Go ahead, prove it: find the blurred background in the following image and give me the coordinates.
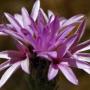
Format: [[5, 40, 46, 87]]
[[0, 0, 90, 90]]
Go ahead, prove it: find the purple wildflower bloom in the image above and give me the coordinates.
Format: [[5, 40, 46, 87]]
[[0, 0, 89, 86], [0, 41, 30, 87]]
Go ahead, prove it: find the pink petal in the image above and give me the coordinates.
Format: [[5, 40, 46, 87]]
[[37, 53, 51, 61], [0, 52, 11, 59], [48, 64, 58, 80], [48, 10, 55, 22], [0, 32, 7, 36], [74, 53, 90, 62], [4, 13, 21, 30], [21, 7, 31, 27], [59, 18, 67, 27], [82, 68, 90, 74], [37, 51, 57, 61], [59, 64, 78, 85], [65, 35, 77, 49], [0, 60, 10, 71], [63, 15, 85, 27], [76, 61, 90, 69], [31, 0, 40, 21], [70, 14, 85, 21], [58, 35, 77, 57], [75, 18, 86, 42], [75, 61, 90, 74], [72, 39, 90, 53], [21, 57, 30, 74], [40, 8, 48, 22], [65, 58, 90, 74], [57, 25, 75, 40], [14, 14, 24, 28], [0, 62, 20, 88], [47, 51, 57, 58], [4, 30, 24, 41], [75, 45, 90, 53]]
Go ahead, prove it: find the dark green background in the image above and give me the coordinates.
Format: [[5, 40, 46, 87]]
[[0, 0, 90, 90]]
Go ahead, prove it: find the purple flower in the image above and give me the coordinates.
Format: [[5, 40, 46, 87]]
[[0, 0, 89, 86], [0, 41, 30, 87]]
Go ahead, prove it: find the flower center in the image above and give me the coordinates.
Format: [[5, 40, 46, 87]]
[[31, 53, 49, 69], [53, 58, 61, 64]]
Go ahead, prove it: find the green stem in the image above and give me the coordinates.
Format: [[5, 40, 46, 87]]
[[24, 55, 59, 90]]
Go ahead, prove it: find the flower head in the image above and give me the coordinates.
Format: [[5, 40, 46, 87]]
[[0, 0, 90, 87]]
